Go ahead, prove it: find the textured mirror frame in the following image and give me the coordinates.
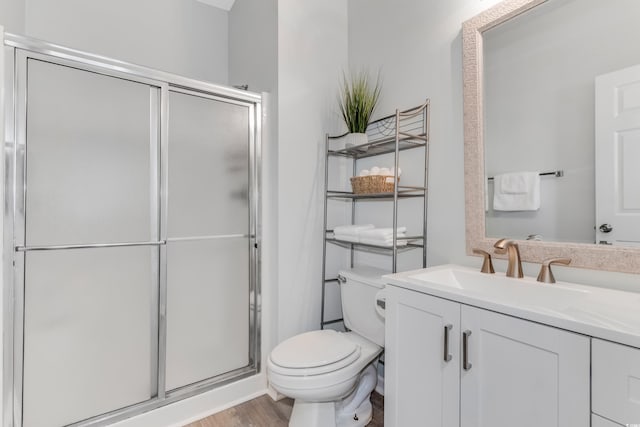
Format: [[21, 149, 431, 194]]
[[462, 0, 640, 274]]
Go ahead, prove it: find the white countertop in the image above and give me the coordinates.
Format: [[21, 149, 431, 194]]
[[384, 264, 640, 349]]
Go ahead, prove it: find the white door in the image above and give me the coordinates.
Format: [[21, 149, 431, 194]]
[[595, 64, 640, 246], [384, 287, 460, 427], [460, 306, 590, 427]]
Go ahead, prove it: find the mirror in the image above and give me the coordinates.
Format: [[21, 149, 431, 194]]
[[482, 0, 640, 246], [463, 0, 640, 274]]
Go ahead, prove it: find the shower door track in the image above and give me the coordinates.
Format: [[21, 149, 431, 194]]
[[2, 33, 262, 427]]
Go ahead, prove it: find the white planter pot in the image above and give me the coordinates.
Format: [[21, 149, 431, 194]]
[[343, 132, 369, 149]]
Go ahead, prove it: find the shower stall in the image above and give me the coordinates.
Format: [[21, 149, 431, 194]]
[[2, 34, 261, 427]]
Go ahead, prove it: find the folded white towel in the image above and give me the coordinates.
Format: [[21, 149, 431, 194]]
[[333, 224, 374, 236], [378, 167, 391, 176], [359, 227, 407, 239], [493, 172, 540, 211], [360, 238, 408, 247], [359, 169, 370, 177], [333, 234, 359, 243], [370, 166, 380, 175]]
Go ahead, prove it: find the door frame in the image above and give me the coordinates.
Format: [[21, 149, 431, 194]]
[[3, 33, 262, 427]]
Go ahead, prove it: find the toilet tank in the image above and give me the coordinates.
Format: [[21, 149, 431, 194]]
[[338, 266, 386, 347]]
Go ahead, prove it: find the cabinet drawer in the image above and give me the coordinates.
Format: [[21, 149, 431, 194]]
[[592, 414, 624, 427], [593, 339, 640, 425]]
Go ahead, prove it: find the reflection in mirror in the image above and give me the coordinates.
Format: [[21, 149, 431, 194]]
[[482, 0, 640, 246]]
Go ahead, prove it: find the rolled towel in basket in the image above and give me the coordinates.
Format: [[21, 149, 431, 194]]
[[333, 224, 374, 236]]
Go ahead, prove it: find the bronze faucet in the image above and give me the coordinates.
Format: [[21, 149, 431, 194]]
[[493, 238, 524, 278]]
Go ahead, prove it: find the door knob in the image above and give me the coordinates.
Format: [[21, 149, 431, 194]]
[[599, 223, 613, 233]]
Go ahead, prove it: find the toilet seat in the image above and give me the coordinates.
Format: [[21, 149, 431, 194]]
[[269, 330, 362, 376]]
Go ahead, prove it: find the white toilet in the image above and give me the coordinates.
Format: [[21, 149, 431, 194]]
[[268, 267, 386, 427]]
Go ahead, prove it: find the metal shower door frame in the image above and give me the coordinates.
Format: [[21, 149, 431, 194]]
[[2, 34, 262, 427]]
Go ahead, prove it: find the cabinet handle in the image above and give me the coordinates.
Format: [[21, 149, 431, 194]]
[[462, 330, 472, 371], [443, 324, 453, 362]]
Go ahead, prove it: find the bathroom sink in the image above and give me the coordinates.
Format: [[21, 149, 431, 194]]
[[385, 264, 640, 349], [406, 266, 590, 311]]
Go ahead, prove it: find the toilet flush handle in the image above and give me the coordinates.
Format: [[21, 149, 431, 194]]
[[375, 288, 387, 318]]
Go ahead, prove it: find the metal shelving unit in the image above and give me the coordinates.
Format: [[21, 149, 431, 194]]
[[320, 100, 431, 329]]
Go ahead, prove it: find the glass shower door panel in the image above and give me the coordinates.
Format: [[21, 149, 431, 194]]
[[22, 246, 156, 427], [25, 59, 155, 246], [165, 238, 250, 391], [167, 91, 249, 238]]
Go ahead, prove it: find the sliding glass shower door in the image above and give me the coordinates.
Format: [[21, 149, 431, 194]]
[[165, 90, 251, 391], [20, 59, 160, 427], [7, 43, 260, 427]]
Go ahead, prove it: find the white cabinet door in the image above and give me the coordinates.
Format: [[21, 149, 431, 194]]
[[460, 306, 590, 427], [592, 339, 640, 425], [384, 286, 460, 427]]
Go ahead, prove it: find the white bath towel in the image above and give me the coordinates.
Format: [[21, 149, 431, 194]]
[[359, 227, 407, 239], [493, 172, 540, 211], [360, 237, 408, 247], [333, 224, 374, 236], [333, 234, 360, 243]]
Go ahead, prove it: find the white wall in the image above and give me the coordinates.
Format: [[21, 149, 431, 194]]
[[484, 0, 640, 244], [24, 0, 229, 84], [277, 0, 349, 341], [0, 0, 24, 33], [347, 0, 640, 290], [229, 0, 277, 93]]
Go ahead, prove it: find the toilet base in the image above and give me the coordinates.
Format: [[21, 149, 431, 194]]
[[288, 364, 377, 427], [336, 399, 372, 427], [288, 398, 373, 427]]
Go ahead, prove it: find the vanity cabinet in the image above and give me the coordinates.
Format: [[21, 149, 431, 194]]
[[384, 285, 591, 427]]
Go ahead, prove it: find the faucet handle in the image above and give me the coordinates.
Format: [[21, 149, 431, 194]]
[[536, 258, 571, 284], [472, 249, 495, 274]]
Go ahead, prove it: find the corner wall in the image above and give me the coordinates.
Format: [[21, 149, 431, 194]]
[[277, 0, 349, 341]]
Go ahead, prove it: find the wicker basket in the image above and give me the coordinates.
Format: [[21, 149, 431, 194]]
[[350, 175, 398, 194]]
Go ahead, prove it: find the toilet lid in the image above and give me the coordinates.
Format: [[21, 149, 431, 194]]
[[270, 330, 358, 369]]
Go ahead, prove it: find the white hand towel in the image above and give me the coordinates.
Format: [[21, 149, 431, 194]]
[[359, 227, 407, 239], [333, 224, 374, 236], [493, 172, 540, 211]]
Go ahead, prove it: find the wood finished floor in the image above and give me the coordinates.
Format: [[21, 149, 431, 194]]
[[185, 392, 384, 427]]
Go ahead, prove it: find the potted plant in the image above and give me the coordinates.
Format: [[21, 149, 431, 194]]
[[338, 70, 382, 147]]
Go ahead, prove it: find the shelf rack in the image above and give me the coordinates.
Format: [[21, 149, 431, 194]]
[[320, 100, 431, 329]]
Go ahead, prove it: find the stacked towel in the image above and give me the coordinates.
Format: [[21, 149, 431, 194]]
[[333, 224, 374, 242], [493, 171, 541, 211], [332, 225, 408, 247], [359, 227, 408, 247]]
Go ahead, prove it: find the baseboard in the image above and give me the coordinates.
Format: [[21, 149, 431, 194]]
[[113, 373, 268, 427], [266, 384, 286, 401]]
